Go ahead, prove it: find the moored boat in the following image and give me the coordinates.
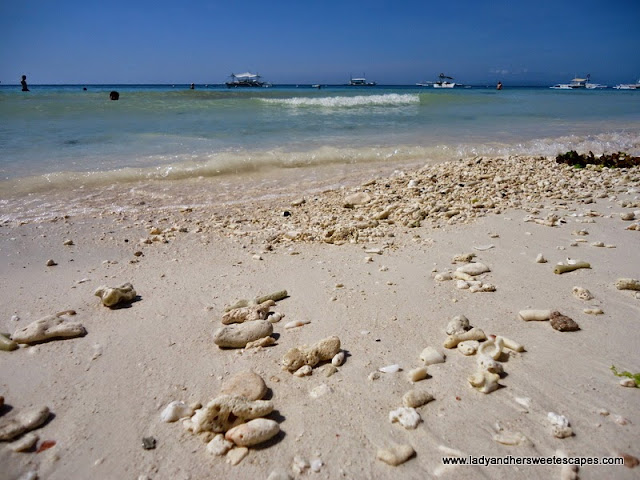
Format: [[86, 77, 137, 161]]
[[550, 74, 606, 90], [348, 75, 377, 86], [614, 79, 640, 90], [225, 72, 270, 88]]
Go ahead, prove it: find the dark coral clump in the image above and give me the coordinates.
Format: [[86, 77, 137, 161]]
[[556, 150, 640, 169]]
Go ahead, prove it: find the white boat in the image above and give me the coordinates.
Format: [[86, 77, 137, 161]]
[[225, 72, 270, 88], [614, 79, 640, 90], [348, 76, 376, 86], [433, 73, 456, 88], [550, 74, 606, 90]]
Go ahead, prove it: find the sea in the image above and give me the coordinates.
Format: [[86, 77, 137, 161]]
[[1, 84, 639, 222]]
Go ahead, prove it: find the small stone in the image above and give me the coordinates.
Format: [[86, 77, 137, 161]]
[[407, 367, 428, 382], [535, 253, 547, 263], [0, 406, 50, 441], [46, 259, 57, 267], [7, 432, 39, 452], [402, 390, 434, 408], [226, 446, 249, 465], [220, 371, 267, 400], [376, 444, 415, 466], [620, 212, 635, 221], [206, 433, 233, 455], [63, 239, 74, 246], [550, 311, 580, 332], [320, 364, 338, 377], [620, 453, 639, 469], [620, 378, 636, 388], [292, 456, 310, 474], [225, 418, 280, 446], [331, 351, 345, 366], [142, 437, 156, 450], [294, 365, 312, 377]]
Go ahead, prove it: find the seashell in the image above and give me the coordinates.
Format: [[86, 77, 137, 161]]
[[445, 315, 471, 335], [407, 367, 428, 382], [389, 407, 421, 429], [281, 336, 341, 372], [402, 390, 434, 408], [419, 347, 446, 365], [12, 312, 85, 344], [225, 418, 280, 447], [443, 327, 486, 348], [379, 364, 401, 374], [331, 351, 345, 366], [468, 370, 500, 394], [213, 320, 273, 349], [456, 262, 490, 276], [619, 378, 636, 388], [284, 320, 311, 329], [160, 401, 194, 423], [0, 406, 50, 441], [94, 282, 136, 307], [376, 444, 415, 466], [572, 286, 594, 301], [518, 309, 551, 321]]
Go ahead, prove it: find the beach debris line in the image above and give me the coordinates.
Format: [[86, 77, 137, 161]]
[[11, 310, 86, 344]]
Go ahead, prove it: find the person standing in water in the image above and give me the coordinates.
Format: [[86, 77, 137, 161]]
[[20, 75, 29, 91]]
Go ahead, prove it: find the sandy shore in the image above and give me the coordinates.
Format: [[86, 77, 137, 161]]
[[1, 155, 639, 480]]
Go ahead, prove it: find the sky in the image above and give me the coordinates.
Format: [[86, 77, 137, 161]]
[[1, 0, 639, 86]]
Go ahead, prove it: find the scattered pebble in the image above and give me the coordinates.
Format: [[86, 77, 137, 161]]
[[220, 371, 268, 400], [226, 446, 249, 465], [379, 364, 401, 374], [142, 437, 156, 450], [389, 407, 421, 429], [550, 311, 580, 332], [376, 444, 415, 466]]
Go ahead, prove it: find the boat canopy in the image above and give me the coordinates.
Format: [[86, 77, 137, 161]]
[[231, 72, 260, 79]]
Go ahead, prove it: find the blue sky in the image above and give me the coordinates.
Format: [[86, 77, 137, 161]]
[[1, 0, 639, 86]]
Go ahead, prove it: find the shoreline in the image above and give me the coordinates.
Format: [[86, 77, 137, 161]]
[[1, 154, 639, 479]]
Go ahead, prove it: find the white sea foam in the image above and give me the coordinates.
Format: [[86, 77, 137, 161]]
[[260, 94, 420, 108]]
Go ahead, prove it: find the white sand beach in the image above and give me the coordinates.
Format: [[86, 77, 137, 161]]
[[1, 155, 639, 480]]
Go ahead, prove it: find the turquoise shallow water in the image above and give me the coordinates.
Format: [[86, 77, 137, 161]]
[[1, 84, 639, 195]]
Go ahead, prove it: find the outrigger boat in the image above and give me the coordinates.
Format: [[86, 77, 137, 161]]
[[225, 72, 270, 88], [550, 74, 606, 90]]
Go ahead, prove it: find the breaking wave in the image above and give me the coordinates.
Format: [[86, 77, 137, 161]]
[[260, 94, 420, 108]]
